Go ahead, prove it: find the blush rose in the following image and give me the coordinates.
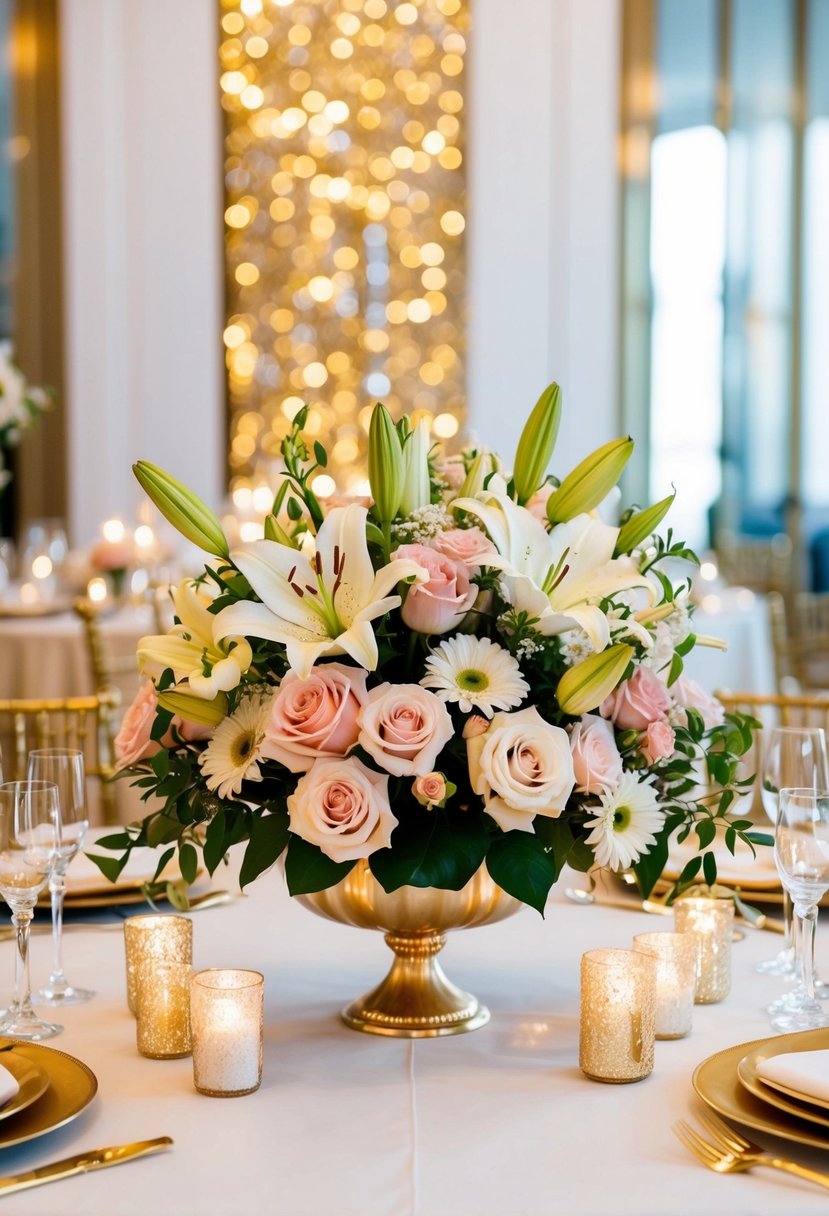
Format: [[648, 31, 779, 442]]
[[358, 684, 454, 777], [262, 663, 368, 773], [569, 714, 623, 794], [392, 543, 477, 635], [641, 719, 676, 764], [286, 756, 396, 862], [672, 675, 725, 729], [600, 667, 672, 731]]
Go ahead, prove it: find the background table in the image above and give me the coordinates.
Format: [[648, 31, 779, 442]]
[[685, 588, 776, 696], [1, 863, 827, 1216]]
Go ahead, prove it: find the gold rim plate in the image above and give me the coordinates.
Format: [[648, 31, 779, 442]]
[[739, 1029, 829, 1114], [693, 1032, 829, 1151], [0, 1054, 49, 1123], [0, 1039, 97, 1149]]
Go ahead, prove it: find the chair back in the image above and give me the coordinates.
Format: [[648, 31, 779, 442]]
[[717, 690, 829, 733], [715, 531, 792, 596], [767, 591, 829, 693]]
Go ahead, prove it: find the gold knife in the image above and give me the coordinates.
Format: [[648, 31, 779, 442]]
[[0, 1136, 173, 1196]]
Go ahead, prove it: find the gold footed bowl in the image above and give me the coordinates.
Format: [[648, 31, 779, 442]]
[[296, 861, 523, 1038]]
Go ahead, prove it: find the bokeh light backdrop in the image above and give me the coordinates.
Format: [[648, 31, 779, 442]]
[[220, 0, 468, 499]]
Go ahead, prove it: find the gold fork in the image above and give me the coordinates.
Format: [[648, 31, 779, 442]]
[[673, 1111, 829, 1191]]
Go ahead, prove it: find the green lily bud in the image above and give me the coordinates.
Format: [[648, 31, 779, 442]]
[[399, 420, 431, 515], [556, 643, 634, 715], [158, 688, 229, 727], [368, 403, 403, 523], [546, 437, 634, 525], [458, 450, 488, 498], [133, 461, 229, 559], [264, 514, 296, 547], [614, 490, 675, 556], [512, 382, 562, 505]]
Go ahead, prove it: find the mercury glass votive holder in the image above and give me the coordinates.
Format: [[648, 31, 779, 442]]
[[124, 914, 193, 1016], [135, 959, 192, 1059], [579, 948, 657, 1084], [190, 969, 264, 1098], [674, 897, 733, 1004], [632, 931, 698, 1039]]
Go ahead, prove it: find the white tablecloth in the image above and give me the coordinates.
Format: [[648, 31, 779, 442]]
[[685, 589, 776, 696], [1, 865, 827, 1216]]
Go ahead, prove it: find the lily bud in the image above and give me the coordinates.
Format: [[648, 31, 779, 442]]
[[399, 420, 431, 515], [133, 461, 229, 559], [264, 514, 296, 548], [512, 382, 562, 505], [546, 437, 634, 525], [458, 450, 493, 499], [368, 403, 403, 524], [157, 688, 229, 727], [614, 490, 675, 556], [556, 643, 634, 715]]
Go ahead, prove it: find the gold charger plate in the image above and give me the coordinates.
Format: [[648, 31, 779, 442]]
[[693, 1033, 829, 1151], [0, 1053, 49, 1123], [0, 1039, 97, 1150], [739, 1029, 829, 1115]]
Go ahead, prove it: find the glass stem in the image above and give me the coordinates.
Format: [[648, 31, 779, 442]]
[[50, 873, 67, 982], [12, 908, 33, 1015], [797, 902, 819, 1002], [783, 890, 795, 958]]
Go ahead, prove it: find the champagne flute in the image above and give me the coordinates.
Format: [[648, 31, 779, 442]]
[[0, 781, 62, 1039], [757, 726, 829, 977], [27, 749, 95, 1004], [771, 787, 829, 1032]]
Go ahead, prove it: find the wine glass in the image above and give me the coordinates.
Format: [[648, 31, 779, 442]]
[[771, 787, 829, 1032], [27, 750, 94, 1005], [0, 781, 62, 1040], [757, 726, 829, 978]]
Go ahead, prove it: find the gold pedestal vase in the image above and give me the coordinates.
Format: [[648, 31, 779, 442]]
[[297, 861, 522, 1038]]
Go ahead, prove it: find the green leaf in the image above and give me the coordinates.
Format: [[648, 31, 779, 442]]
[[179, 842, 198, 885], [93, 832, 133, 851], [150, 749, 170, 781], [146, 814, 183, 848], [284, 836, 355, 895], [287, 496, 303, 521], [152, 846, 175, 882], [667, 652, 683, 686], [239, 811, 290, 888], [702, 850, 717, 887], [677, 855, 702, 887], [485, 832, 558, 915], [313, 440, 328, 468], [203, 814, 229, 875], [369, 812, 490, 892], [695, 818, 716, 849], [85, 852, 129, 884]]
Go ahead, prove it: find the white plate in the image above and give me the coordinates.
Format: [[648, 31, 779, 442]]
[[65, 826, 182, 898]]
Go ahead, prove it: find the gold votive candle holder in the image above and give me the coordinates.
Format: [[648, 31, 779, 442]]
[[632, 931, 698, 1039], [190, 969, 264, 1098], [579, 948, 657, 1084], [674, 897, 733, 1004], [135, 959, 192, 1059], [124, 914, 193, 1016]]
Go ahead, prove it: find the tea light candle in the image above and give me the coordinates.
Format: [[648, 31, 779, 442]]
[[579, 948, 657, 1084], [123, 914, 193, 1016], [632, 931, 698, 1039], [136, 959, 192, 1059], [190, 969, 264, 1097], [674, 897, 733, 1004]]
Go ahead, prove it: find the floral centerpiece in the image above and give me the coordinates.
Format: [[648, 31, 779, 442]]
[[0, 342, 51, 491], [100, 384, 761, 923]]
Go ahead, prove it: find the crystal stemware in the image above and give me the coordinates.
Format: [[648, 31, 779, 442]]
[[0, 781, 62, 1039], [757, 726, 829, 978], [27, 749, 95, 1005], [771, 787, 829, 1033]]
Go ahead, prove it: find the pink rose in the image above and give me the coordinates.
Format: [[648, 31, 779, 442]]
[[358, 684, 454, 777], [263, 663, 368, 773], [526, 482, 554, 521], [463, 714, 490, 739], [569, 714, 623, 794], [176, 719, 214, 744], [115, 681, 161, 769], [435, 458, 466, 491], [393, 543, 477, 635], [431, 527, 495, 567], [600, 667, 672, 730], [641, 720, 676, 765], [413, 772, 447, 808], [286, 756, 396, 862], [672, 676, 725, 729]]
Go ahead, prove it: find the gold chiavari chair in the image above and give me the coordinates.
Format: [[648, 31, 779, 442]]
[[715, 531, 793, 596], [0, 694, 120, 823], [717, 690, 829, 734], [73, 586, 170, 700], [768, 592, 829, 693]]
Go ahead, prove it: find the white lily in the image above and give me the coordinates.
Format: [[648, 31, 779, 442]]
[[137, 579, 253, 699], [213, 504, 426, 679], [452, 493, 654, 650]]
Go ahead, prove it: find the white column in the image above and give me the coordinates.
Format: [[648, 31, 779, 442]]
[[60, 0, 223, 546], [468, 0, 621, 471]]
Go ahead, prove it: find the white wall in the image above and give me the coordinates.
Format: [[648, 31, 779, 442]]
[[60, 0, 224, 545], [468, 0, 621, 471], [59, 0, 619, 537]]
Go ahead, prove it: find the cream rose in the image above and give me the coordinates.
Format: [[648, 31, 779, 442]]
[[286, 756, 396, 862], [358, 684, 454, 777], [262, 663, 368, 773], [467, 706, 576, 833], [569, 714, 623, 794]]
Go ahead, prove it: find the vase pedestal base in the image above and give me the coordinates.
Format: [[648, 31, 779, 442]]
[[341, 929, 490, 1038]]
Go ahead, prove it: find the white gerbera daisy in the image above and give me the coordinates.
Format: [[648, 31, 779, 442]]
[[420, 635, 529, 718], [584, 772, 663, 871], [199, 695, 270, 800]]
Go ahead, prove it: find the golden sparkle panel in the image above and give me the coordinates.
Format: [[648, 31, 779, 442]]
[[221, 0, 467, 497]]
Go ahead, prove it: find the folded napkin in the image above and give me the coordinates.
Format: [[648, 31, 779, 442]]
[[757, 1049, 829, 1103], [0, 1063, 19, 1108]]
